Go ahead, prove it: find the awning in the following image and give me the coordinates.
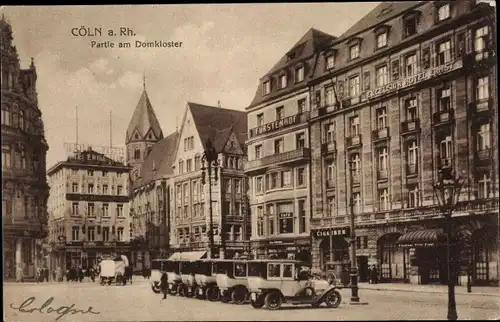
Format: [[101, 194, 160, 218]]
[[167, 252, 182, 260], [396, 229, 444, 248], [177, 251, 207, 261]]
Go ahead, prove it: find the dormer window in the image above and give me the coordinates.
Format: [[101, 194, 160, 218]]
[[437, 3, 450, 21], [349, 44, 360, 60], [326, 53, 335, 70], [403, 11, 420, 38], [376, 32, 387, 49], [287, 52, 296, 61], [263, 80, 271, 95], [295, 66, 304, 83], [279, 73, 288, 89]]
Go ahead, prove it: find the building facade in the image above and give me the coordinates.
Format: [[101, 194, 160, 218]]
[[245, 29, 335, 262], [171, 102, 249, 258], [308, 1, 498, 286], [47, 148, 131, 271], [1, 15, 50, 281]]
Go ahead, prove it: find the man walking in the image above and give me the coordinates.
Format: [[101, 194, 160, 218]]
[[160, 271, 168, 300]]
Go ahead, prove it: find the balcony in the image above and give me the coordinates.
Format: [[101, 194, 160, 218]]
[[372, 127, 389, 142], [433, 109, 454, 126], [406, 163, 418, 176], [469, 98, 493, 116], [438, 157, 452, 169], [401, 119, 420, 134], [476, 149, 491, 166], [346, 135, 362, 148], [244, 148, 310, 173], [351, 172, 360, 185], [377, 169, 388, 181], [248, 112, 309, 139], [321, 141, 337, 155], [464, 50, 497, 74], [326, 179, 335, 189]]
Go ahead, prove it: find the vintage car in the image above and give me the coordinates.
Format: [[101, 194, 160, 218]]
[[99, 255, 129, 286], [193, 259, 219, 301], [247, 259, 342, 310], [214, 259, 250, 304], [165, 251, 206, 296], [150, 258, 169, 294], [165, 259, 182, 295]]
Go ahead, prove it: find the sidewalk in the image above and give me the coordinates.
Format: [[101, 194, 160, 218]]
[[358, 282, 500, 297]]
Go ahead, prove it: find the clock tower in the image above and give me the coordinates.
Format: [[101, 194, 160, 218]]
[[125, 76, 163, 183]]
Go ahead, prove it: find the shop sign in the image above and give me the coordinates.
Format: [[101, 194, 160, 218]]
[[278, 212, 293, 219], [364, 61, 460, 100], [252, 114, 300, 136], [398, 242, 436, 248], [268, 240, 294, 246], [313, 227, 350, 238]]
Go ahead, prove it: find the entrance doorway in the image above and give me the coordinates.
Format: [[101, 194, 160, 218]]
[[357, 256, 369, 282]]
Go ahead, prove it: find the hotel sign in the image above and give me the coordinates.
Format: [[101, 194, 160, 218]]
[[253, 115, 300, 136], [313, 227, 350, 238], [365, 61, 461, 100]]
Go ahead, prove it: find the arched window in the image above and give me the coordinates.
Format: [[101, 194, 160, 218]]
[[19, 110, 25, 130], [134, 148, 141, 160]]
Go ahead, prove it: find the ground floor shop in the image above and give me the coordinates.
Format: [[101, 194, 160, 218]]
[[50, 245, 131, 272], [251, 236, 311, 263], [3, 237, 39, 280]]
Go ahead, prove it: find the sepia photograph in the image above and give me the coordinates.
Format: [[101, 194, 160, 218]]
[[1, 1, 499, 321]]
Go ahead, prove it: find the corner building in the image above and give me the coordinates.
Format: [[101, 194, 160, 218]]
[[308, 1, 498, 286], [246, 29, 335, 261]]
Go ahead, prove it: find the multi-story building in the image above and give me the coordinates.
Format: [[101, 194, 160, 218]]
[[47, 148, 131, 271], [308, 1, 498, 286], [171, 102, 249, 258], [126, 81, 166, 269], [1, 16, 50, 280], [245, 29, 335, 261]]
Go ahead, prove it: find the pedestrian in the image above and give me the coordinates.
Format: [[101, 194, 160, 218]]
[[56, 266, 62, 282], [371, 264, 378, 284], [160, 271, 168, 299], [16, 265, 24, 283], [78, 266, 84, 282], [36, 267, 42, 283], [368, 265, 373, 284], [52, 269, 56, 282], [44, 267, 49, 282]]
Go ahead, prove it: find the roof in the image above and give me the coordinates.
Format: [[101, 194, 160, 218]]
[[336, 1, 423, 42], [248, 28, 335, 108], [187, 102, 247, 152], [126, 89, 164, 144], [132, 131, 179, 189]]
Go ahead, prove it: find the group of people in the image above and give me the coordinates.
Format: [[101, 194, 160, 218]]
[[368, 264, 379, 284]]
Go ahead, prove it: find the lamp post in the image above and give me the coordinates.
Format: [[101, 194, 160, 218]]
[[201, 139, 219, 259], [347, 160, 360, 303], [432, 167, 465, 321]]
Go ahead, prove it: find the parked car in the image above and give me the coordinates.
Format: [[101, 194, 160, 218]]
[[214, 259, 250, 304], [193, 259, 219, 301]]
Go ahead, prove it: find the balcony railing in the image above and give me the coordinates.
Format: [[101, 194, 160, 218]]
[[377, 169, 388, 181], [321, 141, 337, 155], [248, 112, 309, 138], [326, 179, 335, 189], [346, 135, 361, 148], [351, 171, 360, 185], [244, 148, 310, 172], [476, 149, 491, 162], [372, 127, 389, 141], [433, 109, 454, 125], [469, 98, 493, 115], [438, 157, 452, 169], [406, 163, 418, 176], [401, 119, 420, 134]]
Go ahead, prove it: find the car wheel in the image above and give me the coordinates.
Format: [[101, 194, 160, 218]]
[[151, 285, 161, 294], [169, 285, 178, 296], [206, 287, 219, 302], [264, 291, 282, 310], [250, 294, 264, 309], [324, 290, 341, 308], [178, 285, 185, 297], [230, 287, 247, 305]]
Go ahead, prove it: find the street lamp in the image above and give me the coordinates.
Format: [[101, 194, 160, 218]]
[[432, 167, 465, 321], [347, 160, 360, 303], [201, 139, 219, 259]]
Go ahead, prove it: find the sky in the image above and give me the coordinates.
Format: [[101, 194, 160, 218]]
[[1, 3, 380, 169]]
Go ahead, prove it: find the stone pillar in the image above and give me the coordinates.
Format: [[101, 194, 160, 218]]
[[15, 238, 22, 269]]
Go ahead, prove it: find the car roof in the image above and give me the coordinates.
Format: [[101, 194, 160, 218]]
[[247, 259, 310, 265]]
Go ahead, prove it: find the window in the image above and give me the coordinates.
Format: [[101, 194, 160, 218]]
[[352, 192, 362, 214], [477, 173, 491, 199], [72, 183, 78, 193], [376, 107, 387, 130], [349, 75, 360, 97], [256, 176, 263, 193], [325, 86, 336, 107], [406, 98, 417, 121], [88, 184, 94, 194], [327, 196, 335, 217], [235, 202, 241, 216], [255, 145, 262, 159], [325, 122, 335, 143], [2, 147, 11, 168], [379, 188, 389, 211], [297, 98, 306, 114], [350, 116, 360, 136], [257, 206, 264, 236], [87, 227, 95, 241], [103, 203, 109, 217], [440, 135, 453, 167], [349, 44, 359, 60], [183, 183, 189, 204], [274, 138, 283, 154], [20, 148, 26, 169], [296, 133, 305, 149], [117, 227, 124, 241], [267, 204, 275, 235], [437, 40, 451, 65], [24, 196, 28, 218], [376, 32, 387, 49], [297, 168, 306, 186], [326, 54, 335, 69], [134, 148, 141, 160], [268, 263, 281, 278], [404, 17, 417, 37], [278, 202, 294, 234], [276, 106, 284, 120], [193, 181, 199, 202], [224, 178, 231, 193], [378, 147, 388, 171], [72, 202, 79, 216], [298, 199, 306, 234], [376, 65, 388, 87], [405, 53, 417, 76], [194, 155, 201, 171], [184, 136, 194, 151], [1, 109, 11, 126], [351, 153, 361, 182], [72, 226, 79, 241], [327, 160, 335, 187], [438, 87, 451, 112], [475, 26, 490, 60], [186, 159, 192, 172], [283, 263, 293, 278], [437, 4, 450, 21], [407, 140, 419, 174], [281, 170, 292, 187], [103, 184, 108, 194], [102, 227, 110, 241], [179, 160, 184, 174], [102, 171, 108, 177], [117, 185, 123, 195], [235, 179, 241, 194], [88, 203, 95, 217], [256, 113, 264, 127], [477, 123, 491, 151], [268, 173, 278, 190], [116, 204, 123, 217], [315, 91, 321, 108], [295, 66, 304, 82], [476, 76, 489, 101], [263, 80, 271, 95], [280, 74, 287, 89], [407, 184, 420, 208]]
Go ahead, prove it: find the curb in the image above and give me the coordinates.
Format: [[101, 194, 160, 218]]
[[359, 286, 500, 297]]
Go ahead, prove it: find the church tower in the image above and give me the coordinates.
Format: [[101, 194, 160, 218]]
[[125, 76, 163, 182]]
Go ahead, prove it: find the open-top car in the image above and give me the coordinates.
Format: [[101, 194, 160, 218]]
[[150, 258, 169, 293], [177, 251, 207, 297], [214, 259, 250, 304], [247, 259, 342, 310], [193, 259, 219, 301]]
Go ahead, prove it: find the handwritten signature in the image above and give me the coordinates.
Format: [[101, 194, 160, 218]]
[[10, 296, 100, 321]]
